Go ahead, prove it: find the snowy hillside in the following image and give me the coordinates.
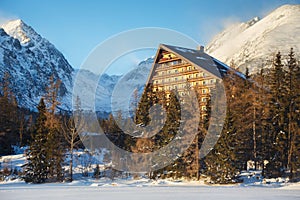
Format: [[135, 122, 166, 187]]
[[206, 4, 300, 73]]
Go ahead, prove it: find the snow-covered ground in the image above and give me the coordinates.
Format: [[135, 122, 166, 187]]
[[1, 152, 299, 200], [1, 179, 299, 200]]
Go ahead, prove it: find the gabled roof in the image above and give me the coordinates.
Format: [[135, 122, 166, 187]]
[[150, 44, 244, 80]]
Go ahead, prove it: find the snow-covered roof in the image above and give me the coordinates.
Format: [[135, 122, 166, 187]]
[[159, 44, 243, 79]]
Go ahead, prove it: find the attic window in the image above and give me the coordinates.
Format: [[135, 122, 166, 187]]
[[196, 56, 207, 60], [175, 47, 195, 54]]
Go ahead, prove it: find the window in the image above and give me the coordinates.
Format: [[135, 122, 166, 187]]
[[202, 97, 207, 102], [202, 89, 206, 94], [202, 106, 207, 111], [203, 81, 206, 85], [156, 80, 159, 84], [175, 69, 178, 73]]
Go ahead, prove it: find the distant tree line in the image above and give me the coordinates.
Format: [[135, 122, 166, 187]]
[[0, 48, 299, 184], [101, 48, 300, 183], [0, 72, 32, 155]]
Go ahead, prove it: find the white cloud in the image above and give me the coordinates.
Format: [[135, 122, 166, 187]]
[[200, 16, 241, 45]]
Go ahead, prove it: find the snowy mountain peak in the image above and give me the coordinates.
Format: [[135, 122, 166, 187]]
[[1, 19, 41, 47], [0, 19, 75, 110], [206, 4, 300, 74]]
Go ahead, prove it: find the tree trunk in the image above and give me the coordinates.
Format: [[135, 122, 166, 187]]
[[253, 106, 257, 170], [70, 146, 73, 182]]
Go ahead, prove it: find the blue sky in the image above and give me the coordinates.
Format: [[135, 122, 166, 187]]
[[0, 0, 299, 74]]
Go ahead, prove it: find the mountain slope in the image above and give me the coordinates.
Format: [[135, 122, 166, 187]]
[[0, 19, 74, 109], [0, 19, 152, 113], [206, 4, 300, 73]]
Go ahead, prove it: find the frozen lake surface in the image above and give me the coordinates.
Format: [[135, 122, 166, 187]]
[[1, 181, 299, 200]]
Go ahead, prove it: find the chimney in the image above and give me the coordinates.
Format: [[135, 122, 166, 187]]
[[197, 45, 204, 53]]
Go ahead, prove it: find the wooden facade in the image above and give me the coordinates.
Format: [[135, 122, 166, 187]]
[[147, 44, 230, 110]]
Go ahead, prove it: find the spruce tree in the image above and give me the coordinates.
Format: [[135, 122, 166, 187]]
[[24, 98, 49, 183], [135, 84, 153, 126], [204, 79, 238, 184], [265, 51, 288, 177], [286, 48, 300, 180]]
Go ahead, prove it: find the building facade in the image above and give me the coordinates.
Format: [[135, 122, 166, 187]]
[[147, 44, 237, 111]]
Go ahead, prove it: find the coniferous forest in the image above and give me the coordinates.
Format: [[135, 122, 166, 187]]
[[0, 48, 299, 184]]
